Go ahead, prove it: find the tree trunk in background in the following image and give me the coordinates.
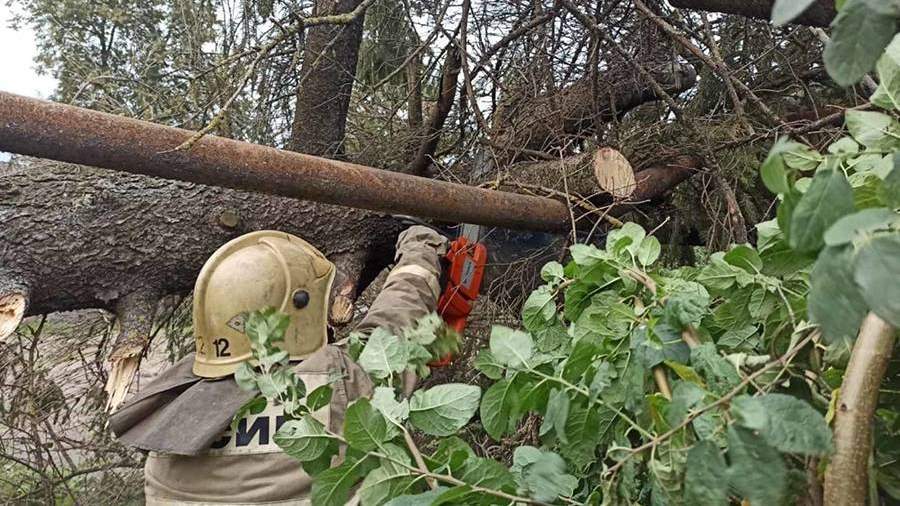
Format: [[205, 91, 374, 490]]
[[668, 0, 836, 27], [290, 0, 367, 156], [406, 47, 462, 176]]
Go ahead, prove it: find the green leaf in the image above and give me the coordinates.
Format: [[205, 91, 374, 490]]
[[480, 378, 522, 440], [403, 312, 443, 346], [573, 292, 633, 341], [691, 343, 741, 396], [726, 426, 788, 506], [828, 136, 860, 155], [274, 415, 333, 461], [540, 388, 570, 443], [732, 394, 834, 455], [383, 487, 451, 506], [872, 34, 900, 110], [534, 324, 569, 352], [231, 396, 266, 432], [409, 384, 481, 436], [665, 361, 706, 388], [459, 456, 516, 492], [358, 328, 408, 380], [522, 285, 556, 331], [684, 440, 728, 505], [861, 0, 900, 15], [824, 207, 897, 245], [607, 222, 646, 258], [489, 325, 533, 368], [311, 456, 377, 506], [824, 0, 897, 87], [520, 450, 578, 502], [245, 308, 291, 346], [809, 246, 869, 343], [666, 380, 706, 426], [853, 233, 900, 326], [724, 244, 763, 272], [301, 439, 341, 477], [569, 243, 606, 267], [540, 261, 565, 283], [558, 402, 616, 470], [562, 338, 599, 382], [473, 349, 504, 379], [880, 161, 900, 208], [846, 110, 900, 149], [511, 445, 542, 478], [344, 398, 390, 451], [697, 252, 754, 291], [663, 279, 710, 330], [359, 455, 417, 506], [371, 386, 409, 425], [717, 325, 759, 351], [632, 324, 690, 368], [306, 384, 333, 412], [234, 362, 258, 391], [778, 190, 801, 243], [602, 360, 646, 412], [784, 144, 823, 171], [771, 0, 817, 25], [789, 168, 855, 253], [637, 236, 661, 266]]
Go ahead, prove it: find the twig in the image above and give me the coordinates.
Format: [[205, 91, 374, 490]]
[[402, 427, 437, 490]]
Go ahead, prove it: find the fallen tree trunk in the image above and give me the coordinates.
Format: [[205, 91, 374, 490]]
[[495, 150, 700, 209], [0, 158, 398, 322], [490, 64, 697, 164], [668, 0, 836, 27], [0, 158, 400, 406], [0, 149, 696, 332]]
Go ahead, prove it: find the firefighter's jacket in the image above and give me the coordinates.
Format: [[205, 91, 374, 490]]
[[109, 226, 447, 505]]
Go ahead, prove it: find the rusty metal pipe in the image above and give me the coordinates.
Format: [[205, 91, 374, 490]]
[[0, 92, 570, 232]]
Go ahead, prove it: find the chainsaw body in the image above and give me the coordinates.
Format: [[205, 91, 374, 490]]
[[431, 232, 487, 366]]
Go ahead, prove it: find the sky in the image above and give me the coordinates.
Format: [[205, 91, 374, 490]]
[[1, 7, 57, 161]]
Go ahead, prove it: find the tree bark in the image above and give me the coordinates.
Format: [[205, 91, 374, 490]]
[[668, 0, 836, 27], [824, 313, 897, 506], [490, 63, 697, 164], [407, 54, 423, 132], [406, 47, 462, 176], [289, 0, 367, 156], [0, 158, 398, 338]]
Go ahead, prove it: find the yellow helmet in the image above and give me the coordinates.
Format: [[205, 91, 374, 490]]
[[192, 231, 335, 378]]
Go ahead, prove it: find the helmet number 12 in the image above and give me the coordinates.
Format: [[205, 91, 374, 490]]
[[212, 338, 231, 357]]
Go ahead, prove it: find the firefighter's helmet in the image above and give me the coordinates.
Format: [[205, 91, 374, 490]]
[[192, 231, 334, 378]]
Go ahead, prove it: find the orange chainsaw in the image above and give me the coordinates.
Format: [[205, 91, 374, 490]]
[[430, 224, 487, 367]]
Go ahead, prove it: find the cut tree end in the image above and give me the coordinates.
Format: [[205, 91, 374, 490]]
[[0, 293, 27, 340], [593, 148, 636, 199]]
